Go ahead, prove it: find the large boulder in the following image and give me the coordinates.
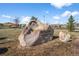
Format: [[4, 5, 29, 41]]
[[18, 20, 54, 48]]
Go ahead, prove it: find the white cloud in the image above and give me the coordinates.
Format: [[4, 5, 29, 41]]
[[53, 16, 60, 20], [50, 3, 72, 9], [52, 10, 79, 24], [20, 16, 31, 24], [54, 20, 60, 24], [61, 11, 79, 17], [1, 14, 14, 18], [71, 11, 79, 16], [61, 11, 71, 17]]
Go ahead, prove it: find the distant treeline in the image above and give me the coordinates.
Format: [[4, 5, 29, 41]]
[[0, 23, 26, 29]]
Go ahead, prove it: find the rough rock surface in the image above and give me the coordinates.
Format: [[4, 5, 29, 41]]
[[18, 20, 54, 48], [59, 31, 71, 42]]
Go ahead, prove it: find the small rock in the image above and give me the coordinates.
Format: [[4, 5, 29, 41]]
[[59, 31, 71, 42]]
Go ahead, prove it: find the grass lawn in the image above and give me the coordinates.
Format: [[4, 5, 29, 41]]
[[0, 28, 79, 56]]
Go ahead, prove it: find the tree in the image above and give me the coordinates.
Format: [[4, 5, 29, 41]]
[[67, 15, 75, 32], [13, 17, 20, 28], [0, 23, 4, 29], [30, 16, 37, 21]]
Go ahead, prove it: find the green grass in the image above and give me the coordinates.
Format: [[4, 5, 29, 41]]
[[0, 28, 79, 56]]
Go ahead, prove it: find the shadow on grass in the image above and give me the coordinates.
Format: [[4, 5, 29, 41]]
[[0, 37, 7, 40], [53, 36, 59, 39], [0, 48, 8, 54]]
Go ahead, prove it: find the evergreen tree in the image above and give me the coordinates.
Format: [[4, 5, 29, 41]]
[[30, 16, 37, 21], [67, 15, 75, 32]]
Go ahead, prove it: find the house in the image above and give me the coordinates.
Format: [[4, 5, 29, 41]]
[[74, 23, 79, 31], [51, 24, 66, 29], [4, 22, 19, 28]]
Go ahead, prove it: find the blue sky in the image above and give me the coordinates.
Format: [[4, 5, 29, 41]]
[[0, 3, 79, 24]]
